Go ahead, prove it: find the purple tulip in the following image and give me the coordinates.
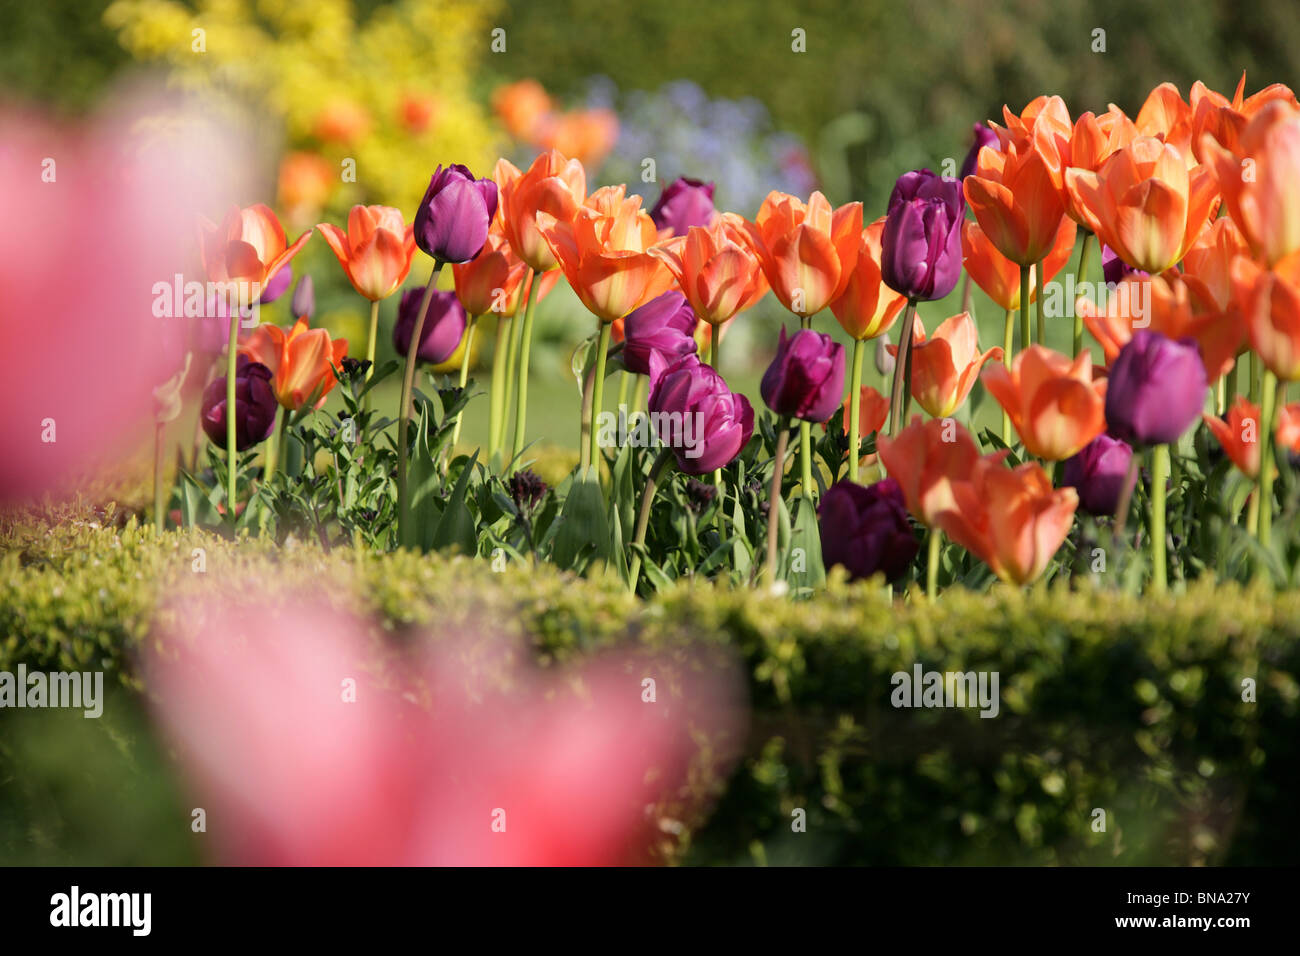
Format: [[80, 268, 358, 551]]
[[259, 265, 293, 304], [414, 164, 498, 264], [818, 478, 918, 582], [760, 326, 845, 423], [959, 123, 999, 180], [201, 356, 278, 451], [291, 274, 315, 319], [393, 288, 467, 365], [648, 354, 754, 475], [1061, 434, 1136, 516], [880, 169, 965, 301], [649, 177, 716, 236], [622, 290, 698, 382], [1101, 243, 1149, 287], [1104, 330, 1207, 446]]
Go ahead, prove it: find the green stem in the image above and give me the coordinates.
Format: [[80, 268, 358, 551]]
[[1151, 443, 1169, 593], [1250, 351, 1261, 405], [927, 527, 941, 600], [628, 449, 674, 593], [617, 369, 631, 413], [1036, 258, 1046, 347], [1226, 360, 1239, 413], [153, 422, 166, 535], [488, 315, 509, 462], [364, 298, 379, 390], [889, 299, 918, 437], [579, 348, 596, 472], [265, 406, 287, 481], [1019, 264, 1031, 353], [588, 321, 613, 480], [396, 262, 444, 546], [1072, 231, 1092, 358], [800, 417, 814, 505], [225, 309, 240, 512], [631, 373, 647, 416], [451, 313, 478, 450], [510, 270, 542, 466], [1258, 370, 1278, 551], [766, 419, 791, 589], [848, 337, 865, 482], [1002, 308, 1014, 445]]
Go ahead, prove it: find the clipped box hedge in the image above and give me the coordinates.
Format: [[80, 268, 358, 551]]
[[2, 508, 1298, 865]]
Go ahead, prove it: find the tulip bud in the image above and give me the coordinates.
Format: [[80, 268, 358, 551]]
[[760, 326, 846, 423], [260, 265, 293, 304], [959, 123, 999, 181], [648, 354, 754, 475], [200, 356, 278, 450], [875, 334, 896, 376], [622, 291, 698, 382], [291, 275, 315, 319], [414, 164, 498, 264], [881, 169, 965, 301], [818, 478, 918, 582], [393, 289, 467, 365], [1104, 330, 1207, 446], [1060, 433, 1136, 515], [649, 177, 716, 236]]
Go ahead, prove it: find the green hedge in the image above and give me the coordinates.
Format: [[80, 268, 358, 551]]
[[2, 509, 1298, 865]]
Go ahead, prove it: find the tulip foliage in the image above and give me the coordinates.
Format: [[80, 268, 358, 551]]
[[150, 76, 1300, 600]]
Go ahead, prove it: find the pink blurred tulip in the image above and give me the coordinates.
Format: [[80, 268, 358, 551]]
[[146, 585, 745, 866], [0, 85, 257, 502]]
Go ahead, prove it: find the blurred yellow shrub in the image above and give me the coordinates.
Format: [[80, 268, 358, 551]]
[[104, 0, 502, 222]]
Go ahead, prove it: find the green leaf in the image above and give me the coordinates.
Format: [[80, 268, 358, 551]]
[[431, 450, 480, 555], [551, 465, 609, 571], [787, 495, 826, 589]]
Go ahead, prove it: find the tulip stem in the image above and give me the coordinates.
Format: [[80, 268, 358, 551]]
[[1258, 370, 1278, 552], [265, 407, 287, 481], [451, 313, 478, 451], [889, 299, 918, 437], [489, 314, 509, 463], [1019, 265, 1031, 353], [628, 448, 674, 594], [153, 422, 167, 535], [848, 338, 865, 482], [1002, 309, 1015, 445], [631, 374, 648, 416], [579, 342, 596, 473], [587, 321, 613, 482], [365, 298, 380, 388], [511, 269, 542, 466], [617, 369, 631, 413], [766, 419, 791, 590], [1072, 232, 1092, 358], [1151, 443, 1170, 593], [397, 261, 444, 547], [927, 527, 942, 601], [1225, 361, 1239, 414], [225, 309, 240, 514], [1036, 258, 1047, 347]]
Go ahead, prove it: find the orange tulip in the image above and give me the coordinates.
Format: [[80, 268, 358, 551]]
[[538, 109, 620, 172], [836, 385, 890, 437], [1276, 402, 1300, 454], [829, 217, 908, 340], [936, 455, 1078, 586], [964, 136, 1068, 266], [317, 205, 416, 302], [1231, 251, 1300, 381], [1190, 73, 1298, 162], [277, 152, 334, 221], [239, 317, 348, 412], [981, 345, 1107, 460], [1204, 396, 1263, 478], [312, 100, 371, 145], [648, 214, 767, 325], [1077, 272, 1242, 382], [735, 191, 861, 317], [498, 149, 587, 273], [989, 95, 1073, 185], [492, 79, 554, 141], [538, 185, 672, 322], [1202, 101, 1300, 267], [1135, 82, 1196, 159], [198, 203, 312, 291], [962, 216, 1077, 312], [451, 229, 529, 317], [1060, 106, 1139, 224], [886, 312, 1003, 418], [1064, 137, 1219, 274], [876, 415, 982, 527]]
